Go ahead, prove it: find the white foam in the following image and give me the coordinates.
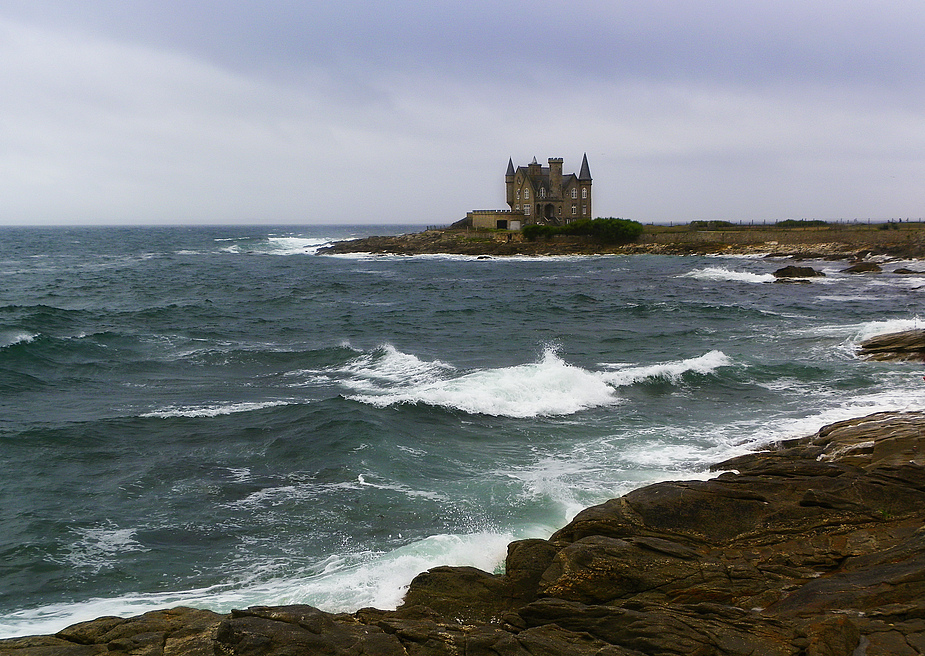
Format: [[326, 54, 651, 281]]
[[338, 344, 455, 390], [265, 237, 333, 255], [0, 531, 516, 639], [680, 267, 776, 284], [808, 317, 924, 343], [0, 331, 37, 348], [217, 236, 336, 256], [141, 400, 292, 418], [598, 350, 733, 386], [343, 347, 619, 417], [61, 527, 149, 574]]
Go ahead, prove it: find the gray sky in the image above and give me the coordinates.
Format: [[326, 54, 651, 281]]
[[1, 1, 923, 225]]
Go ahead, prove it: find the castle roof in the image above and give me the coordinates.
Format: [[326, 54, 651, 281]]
[[578, 153, 592, 181]]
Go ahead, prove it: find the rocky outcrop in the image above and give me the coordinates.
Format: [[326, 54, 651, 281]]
[[318, 224, 925, 258], [7, 411, 925, 655], [773, 265, 825, 278], [858, 329, 925, 361], [842, 262, 883, 273]]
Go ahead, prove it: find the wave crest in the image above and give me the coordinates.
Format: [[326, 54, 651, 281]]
[[599, 350, 733, 386], [681, 267, 775, 284], [340, 346, 619, 418]]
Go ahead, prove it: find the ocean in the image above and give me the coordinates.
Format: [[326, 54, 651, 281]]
[[1, 224, 922, 638]]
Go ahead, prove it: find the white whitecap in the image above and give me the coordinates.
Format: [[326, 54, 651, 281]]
[[336, 344, 456, 391], [344, 347, 618, 417], [0, 331, 37, 348], [141, 400, 291, 418], [680, 267, 776, 284], [265, 237, 334, 255], [598, 350, 733, 386]]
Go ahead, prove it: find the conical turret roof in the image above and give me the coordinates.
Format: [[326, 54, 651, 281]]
[[578, 153, 592, 181]]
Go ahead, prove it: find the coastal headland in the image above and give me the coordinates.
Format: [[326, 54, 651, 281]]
[[7, 401, 925, 654], [319, 221, 925, 259]]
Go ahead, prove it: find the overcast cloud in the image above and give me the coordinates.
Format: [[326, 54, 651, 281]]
[[1, 0, 923, 225]]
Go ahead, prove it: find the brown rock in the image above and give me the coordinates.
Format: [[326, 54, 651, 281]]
[[842, 261, 883, 273], [857, 329, 925, 361], [773, 265, 825, 278]]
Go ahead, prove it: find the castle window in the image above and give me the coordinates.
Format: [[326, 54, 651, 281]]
[[582, 205, 587, 215], [540, 187, 546, 198], [571, 204, 577, 215], [524, 188, 530, 199], [524, 205, 531, 215], [571, 188, 577, 199], [515, 204, 520, 210], [582, 188, 587, 199]]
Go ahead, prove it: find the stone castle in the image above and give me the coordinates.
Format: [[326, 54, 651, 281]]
[[467, 155, 592, 230]]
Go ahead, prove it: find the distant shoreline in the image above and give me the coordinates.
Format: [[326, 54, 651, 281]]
[[319, 221, 925, 259]]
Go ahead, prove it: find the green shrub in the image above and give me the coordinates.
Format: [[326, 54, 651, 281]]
[[522, 218, 643, 243], [776, 219, 829, 228], [690, 220, 734, 229]]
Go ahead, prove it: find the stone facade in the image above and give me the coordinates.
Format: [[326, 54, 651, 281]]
[[467, 155, 592, 230], [508, 155, 592, 225]]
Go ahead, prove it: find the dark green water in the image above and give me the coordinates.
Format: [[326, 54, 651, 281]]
[[0, 225, 921, 636]]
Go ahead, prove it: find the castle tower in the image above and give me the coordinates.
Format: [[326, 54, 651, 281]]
[[505, 157, 515, 206], [578, 153, 592, 219], [548, 158, 563, 198]]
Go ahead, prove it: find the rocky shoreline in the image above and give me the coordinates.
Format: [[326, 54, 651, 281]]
[[318, 224, 925, 260], [7, 399, 925, 654]]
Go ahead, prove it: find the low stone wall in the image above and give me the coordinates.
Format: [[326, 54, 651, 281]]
[[639, 225, 925, 248]]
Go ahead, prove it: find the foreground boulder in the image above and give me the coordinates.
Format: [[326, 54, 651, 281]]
[[858, 329, 925, 361], [7, 411, 925, 655]]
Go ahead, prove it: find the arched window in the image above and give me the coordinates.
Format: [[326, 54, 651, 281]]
[[571, 188, 577, 199], [582, 188, 587, 199], [524, 188, 530, 200]]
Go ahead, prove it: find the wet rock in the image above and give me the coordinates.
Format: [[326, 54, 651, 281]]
[[857, 329, 925, 361], [842, 261, 883, 273], [773, 265, 825, 278]]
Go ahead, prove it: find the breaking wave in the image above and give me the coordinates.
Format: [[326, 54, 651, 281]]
[[680, 267, 776, 284], [598, 350, 733, 386], [328, 346, 733, 417]]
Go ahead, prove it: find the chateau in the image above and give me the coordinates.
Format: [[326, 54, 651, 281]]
[[467, 155, 592, 230]]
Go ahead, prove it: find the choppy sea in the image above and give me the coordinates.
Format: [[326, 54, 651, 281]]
[[1, 224, 923, 637]]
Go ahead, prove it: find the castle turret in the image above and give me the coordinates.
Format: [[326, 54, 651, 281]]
[[578, 153, 592, 219], [505, 157, 515, 207], [548, 158, 563, 198]]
